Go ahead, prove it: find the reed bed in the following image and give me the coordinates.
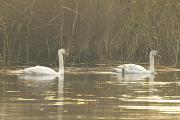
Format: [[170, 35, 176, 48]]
[[0, 0, 179, 67]]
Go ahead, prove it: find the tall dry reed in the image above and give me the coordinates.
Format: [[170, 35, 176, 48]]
[[0, 0, 179, 66]]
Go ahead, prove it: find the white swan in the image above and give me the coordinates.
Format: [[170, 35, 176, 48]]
[[113, 50, 160, 74], [22, 49, 67, 75]]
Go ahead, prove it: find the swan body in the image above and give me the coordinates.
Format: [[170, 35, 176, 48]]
[[113, 64, 151, 74], [23, 65, 58, 75], [22, 49, 66, 75], [113, 50, 159, 74]]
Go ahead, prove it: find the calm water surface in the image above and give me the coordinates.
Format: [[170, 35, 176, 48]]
[[0, 67, 180, 120]]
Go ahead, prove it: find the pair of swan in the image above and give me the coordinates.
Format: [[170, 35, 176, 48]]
[[22, 49, 159, 77], [113, 50, 160, 74]]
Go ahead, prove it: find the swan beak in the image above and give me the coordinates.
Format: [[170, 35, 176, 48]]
[[157, 53, 162, 58], [65, 50, 69, 56]]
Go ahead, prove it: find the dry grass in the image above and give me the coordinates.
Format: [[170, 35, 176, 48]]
[[0, 0, 179, 67]]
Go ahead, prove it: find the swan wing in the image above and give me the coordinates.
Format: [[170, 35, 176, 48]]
[[23, 66, 57, 75], [116, 64, 148, 73], [117, 64, 147, 71]]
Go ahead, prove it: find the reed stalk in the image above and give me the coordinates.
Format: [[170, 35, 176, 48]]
[[0, 0, 179, 67]]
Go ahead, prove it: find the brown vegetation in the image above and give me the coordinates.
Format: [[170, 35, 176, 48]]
[[0, 0, 179, 67]]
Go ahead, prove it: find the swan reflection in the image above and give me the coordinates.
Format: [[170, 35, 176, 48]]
[[113, 73, 155, 81], [17, 74, 64, 119], [112, 73, 156, 96], [18, 74, 64, 81]]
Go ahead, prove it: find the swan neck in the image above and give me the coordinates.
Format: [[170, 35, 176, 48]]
[[150, 52, 154, 73], [58, 52, 64, 74]]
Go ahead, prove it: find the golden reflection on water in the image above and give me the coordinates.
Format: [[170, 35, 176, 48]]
[[118, 105, 180, 114], [124, 97, 180, 103], [16, 98, 37, 101], [5, 91, 21, 93], [0, 70, 180, 119]]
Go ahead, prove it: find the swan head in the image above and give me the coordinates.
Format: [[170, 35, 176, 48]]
[[58, 49, 69, 55], [150, 50, 159, 56], [58, 49, 66, 54]]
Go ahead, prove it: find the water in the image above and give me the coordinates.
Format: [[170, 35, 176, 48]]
[[0, 67, 180, 120]]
